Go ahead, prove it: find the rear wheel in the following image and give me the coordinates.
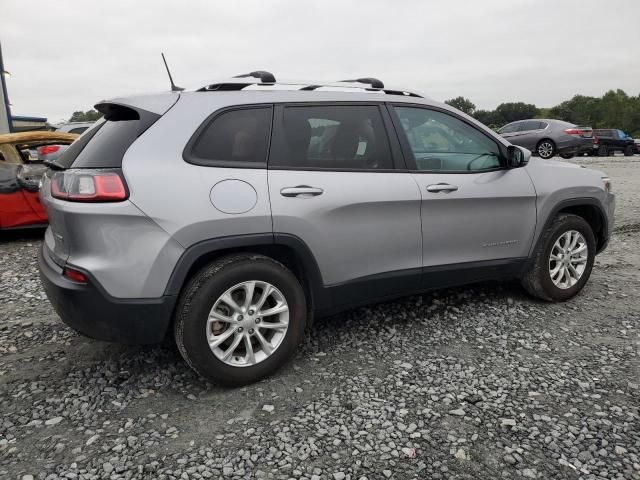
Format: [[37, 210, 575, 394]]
[[174, 254, 307, 386], [521, 214, 596, 302], [597, 146, 609, 157], [537, 140, 556, 159], [624, 145, 634, 156]]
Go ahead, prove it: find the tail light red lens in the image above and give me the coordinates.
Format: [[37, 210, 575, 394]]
[[51, 170, 128, 202], [38, 145, 61, 156], [63, 267, 87, 283], [564, 128, 582, 136]]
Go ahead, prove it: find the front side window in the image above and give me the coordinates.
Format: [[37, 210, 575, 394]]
[[498, 122, 519, 134], [188, 107, 272, 166], [395, 106, 502, 172], [270, 105, 392, 170]]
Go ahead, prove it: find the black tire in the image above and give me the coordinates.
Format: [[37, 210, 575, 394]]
[[536, 139, 556, 159], [521, 214, 596, 302], [597, 146, 608, 157], [624, 145, 634, 156], [174, 254, 307, 386], [559, 153, 574, 159]]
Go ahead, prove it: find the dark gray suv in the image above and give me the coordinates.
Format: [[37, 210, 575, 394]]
[[38, 74, 615, 385], [498, 119, 594, 159]]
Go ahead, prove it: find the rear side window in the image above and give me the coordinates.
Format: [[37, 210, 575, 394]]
[[185, 107, 272, 167], [595, 129, 613, 138], [270, 105, 392, 170], [69, 127, 89, 134], [56, 106, 160, 169]]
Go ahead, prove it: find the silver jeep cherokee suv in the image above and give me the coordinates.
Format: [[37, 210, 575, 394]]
[[38, 72, 615, 386]]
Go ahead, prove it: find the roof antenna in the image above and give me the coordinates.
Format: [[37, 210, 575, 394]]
[[161, 53, 184, 92]]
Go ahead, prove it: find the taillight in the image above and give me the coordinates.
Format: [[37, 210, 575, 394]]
[[63, 267, 87, 283], [594, 137, 599, 145], [564, 128, 581, 136], [50, 170, 128, 202], [38, 145, 60, 156]]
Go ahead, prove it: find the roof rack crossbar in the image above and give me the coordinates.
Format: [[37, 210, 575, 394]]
[[340, 77, 384, 89], [233, 71, 276, 83]]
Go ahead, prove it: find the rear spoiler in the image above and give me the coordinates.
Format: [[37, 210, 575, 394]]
[[94, 92, 179, 117]]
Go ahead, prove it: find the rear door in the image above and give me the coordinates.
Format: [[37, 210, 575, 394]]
[[390, 105, 537, 285], [267, 103, 422, 306]]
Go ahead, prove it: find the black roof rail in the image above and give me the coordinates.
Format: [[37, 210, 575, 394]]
[[198, 83, 251, 92], [233, 71, 276, 83], [340, 77, 384, 89], [383, 89, 422, 98]]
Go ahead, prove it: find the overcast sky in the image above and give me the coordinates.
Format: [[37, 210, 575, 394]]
[[2, 0, 639, 123]]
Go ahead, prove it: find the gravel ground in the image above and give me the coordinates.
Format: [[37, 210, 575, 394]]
[[1, 156, 639, 480]]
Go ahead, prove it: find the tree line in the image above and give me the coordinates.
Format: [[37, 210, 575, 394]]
[[445, 89, 640, 136]]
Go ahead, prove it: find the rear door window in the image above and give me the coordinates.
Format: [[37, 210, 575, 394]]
[[518, 121, 541, 131], [269, 105, 393, 170]]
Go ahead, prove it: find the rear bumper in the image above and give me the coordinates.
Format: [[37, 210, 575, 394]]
[[557, 137, 593, 155], [38, 245, 176, 344]]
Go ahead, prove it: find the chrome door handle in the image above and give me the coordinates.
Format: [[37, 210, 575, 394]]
[[426, 183, 458, 193], [280, 186, 324, 197]]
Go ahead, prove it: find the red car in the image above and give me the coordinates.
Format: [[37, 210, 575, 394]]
[[0, 131, 78, 230]]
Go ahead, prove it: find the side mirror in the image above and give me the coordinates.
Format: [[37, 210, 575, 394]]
[[507, 145, 530, 168]]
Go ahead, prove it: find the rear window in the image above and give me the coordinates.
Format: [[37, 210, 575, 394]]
[[56, 105, 160, 169]]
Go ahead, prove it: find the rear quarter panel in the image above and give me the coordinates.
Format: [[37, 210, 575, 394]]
[[122, 93, 273, 248]]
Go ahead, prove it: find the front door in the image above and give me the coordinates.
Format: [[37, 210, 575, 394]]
[[390, 105, 537, 285], [267, 103, 422, 307]]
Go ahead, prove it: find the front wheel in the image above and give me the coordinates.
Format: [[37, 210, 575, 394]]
[[521, 214, 596, 302], [174, 254, 307, 386], [537, 140, 556, 159]]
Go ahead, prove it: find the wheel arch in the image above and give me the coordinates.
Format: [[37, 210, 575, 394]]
[[164, 233, 327, 314], [535, 198, 608, 256]]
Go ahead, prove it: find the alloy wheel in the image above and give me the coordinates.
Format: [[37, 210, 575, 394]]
[[206, 281, 289, 367], [538, 141, 554, 159], [548, 230, 588, 289]]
